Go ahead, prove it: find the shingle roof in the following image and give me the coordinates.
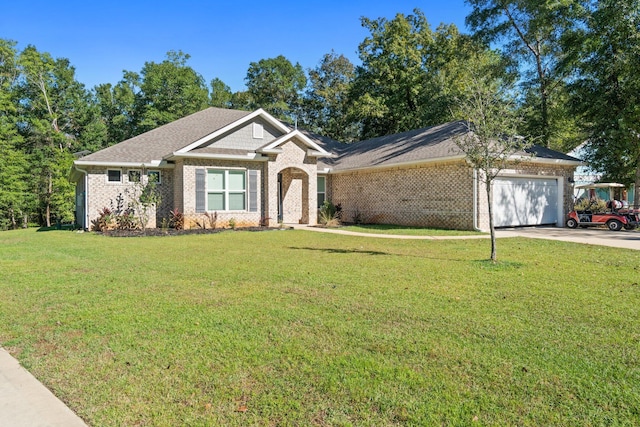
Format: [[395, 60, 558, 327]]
[[321, 121, 469, 171], [76, 107, 580, 170], [78, 107, 251, 163], [525, 145, 580, 162], [316, 121, 581, 171], [189, 147, 253, 156]]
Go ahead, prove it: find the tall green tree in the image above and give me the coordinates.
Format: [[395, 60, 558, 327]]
[[229, 90, 253, 111], [350, 9, 506, 139], [96, 51, 210, 142], [303, 51, 358, 142], [94, 71, 141, 144], [569, 0, 640, 207], [0, 39, 30, 229], [350, 10, 432, 138], [136, 50, 210, 133], [17, 45, 96, 226], [209, 77, 233, 108], [466, 0, 581, 149], [245, 55, 306, 122]]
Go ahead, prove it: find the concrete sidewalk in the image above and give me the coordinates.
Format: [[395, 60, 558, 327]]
[[0, 348, 87, 427], [289, 224, 640, 250]]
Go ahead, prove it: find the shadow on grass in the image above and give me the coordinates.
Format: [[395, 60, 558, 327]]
[[288, 246, 390, 256], [290, 247, 526, 267], [36, 225, 77, 232]]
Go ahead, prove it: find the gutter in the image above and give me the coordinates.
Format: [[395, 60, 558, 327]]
[[73, 160, 175, 168], [473, 168, 482, 232], [510, 154, 583, 166]]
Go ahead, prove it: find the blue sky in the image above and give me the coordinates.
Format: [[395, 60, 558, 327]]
[[1, 0, 472, 92]]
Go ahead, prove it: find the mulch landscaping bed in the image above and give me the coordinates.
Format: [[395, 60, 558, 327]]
[[99, 226, 286, 237]]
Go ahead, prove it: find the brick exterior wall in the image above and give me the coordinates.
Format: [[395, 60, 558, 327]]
[[330, 161, 475, 230], [85, 167, 173, 229], [330, 160, 576, 232], [173, 161, 184, 213]]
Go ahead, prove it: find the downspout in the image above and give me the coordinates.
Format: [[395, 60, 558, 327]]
[[74, 166, 89, 230], [473, 168, 482, 231], [84, 170, 89, 230]]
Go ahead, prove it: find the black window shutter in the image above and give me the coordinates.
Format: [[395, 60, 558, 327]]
[[195, 169, 206, 213], [248, 170, 258, 212]]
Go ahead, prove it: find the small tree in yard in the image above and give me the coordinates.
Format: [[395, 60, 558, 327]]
[[126, 174, 161, 232], [453, 72, 530, 262]]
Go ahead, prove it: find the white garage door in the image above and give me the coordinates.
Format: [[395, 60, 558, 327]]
[[493, 177, 559, 227]]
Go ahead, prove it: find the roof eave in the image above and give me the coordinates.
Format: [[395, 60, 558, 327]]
[[74, 160, 175, 168], [261, 129, 332, 156], [307, 149, 335, 158], [256, 148, 283, 155], [168, 152, 269, 161], [510, 154, 583, 166]]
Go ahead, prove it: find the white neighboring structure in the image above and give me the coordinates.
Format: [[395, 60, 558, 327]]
[[568, 143, 601, 200], [568, 143, 635, 204]]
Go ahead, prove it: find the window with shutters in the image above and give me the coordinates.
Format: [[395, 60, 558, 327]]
[[206, 169, 246, 211]]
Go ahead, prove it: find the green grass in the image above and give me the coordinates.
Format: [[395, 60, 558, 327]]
[[1, 228, 639, 426], [339, 223, 484, 236]]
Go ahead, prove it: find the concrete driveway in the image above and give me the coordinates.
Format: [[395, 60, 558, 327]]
[[496, 226, 640, 250]]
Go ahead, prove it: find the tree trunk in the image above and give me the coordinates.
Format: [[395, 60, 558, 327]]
[[486, 178, 497, 262], [539, 76, 550, 147], [45, 171, 52, 227], [635, 155, 640, 210], [502, 7, 551, 147], [534, 47, 550, 147], [10, 208, 16, 230]]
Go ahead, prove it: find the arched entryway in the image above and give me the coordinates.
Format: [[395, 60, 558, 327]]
[[277, 167, 310, 224]]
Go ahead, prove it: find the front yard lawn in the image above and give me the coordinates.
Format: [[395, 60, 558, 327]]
[[338, 223, 484, 236], [0, 228, 638, 426]]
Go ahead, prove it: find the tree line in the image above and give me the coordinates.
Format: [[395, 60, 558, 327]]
[[1, 0, 638, 229]]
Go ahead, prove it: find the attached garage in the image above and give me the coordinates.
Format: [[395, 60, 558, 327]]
[[492, 177, 560, 227]]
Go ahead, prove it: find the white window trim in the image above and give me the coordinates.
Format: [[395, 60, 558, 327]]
[[147, 170, 162, 185], [206, 169, 247, 212], [106, 169, 122, 184]]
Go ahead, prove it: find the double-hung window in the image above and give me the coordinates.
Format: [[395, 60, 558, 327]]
[[207, 169, 246, 211], [317, 176, 326, 208]]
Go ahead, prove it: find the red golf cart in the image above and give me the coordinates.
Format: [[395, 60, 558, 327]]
[[566, 183, 639, 231]]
